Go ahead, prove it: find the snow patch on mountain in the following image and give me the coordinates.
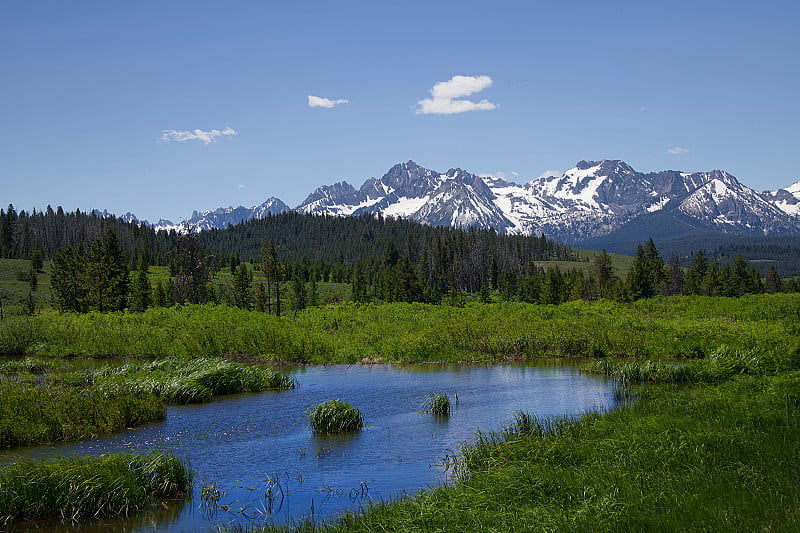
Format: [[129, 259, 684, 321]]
[[121, 160, 800, 243], [765, 180, 800, 217]]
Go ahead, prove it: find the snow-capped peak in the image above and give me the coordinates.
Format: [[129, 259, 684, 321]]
[[129, 159, 800, 243]]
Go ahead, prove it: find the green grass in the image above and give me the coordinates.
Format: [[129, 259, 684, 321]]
[[74, 358, 296, 404], [246, 373, 799, 532], [533, 247, 633, 279], [2, 294, 797, 365], [307, 400, 364, 434], [1, 292, 799, 530], [0, 358, 294, 449], [0, 258, 53, 314], [0, 452, 192, 525], [0, 355, 65, 374], [0, 381, 165, 449], [421, 393, 451, 416]]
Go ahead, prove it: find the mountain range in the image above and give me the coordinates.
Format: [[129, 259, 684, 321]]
[[143, 160, 800, 248]]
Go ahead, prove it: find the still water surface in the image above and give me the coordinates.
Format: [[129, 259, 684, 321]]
[[4, 362, 616, 532]]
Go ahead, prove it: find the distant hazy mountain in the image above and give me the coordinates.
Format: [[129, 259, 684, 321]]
[[151, 198, 289, 233], [135, 160, 799, 245]]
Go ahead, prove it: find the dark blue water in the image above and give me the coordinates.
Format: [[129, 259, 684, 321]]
[[2, 362, 616, 532]]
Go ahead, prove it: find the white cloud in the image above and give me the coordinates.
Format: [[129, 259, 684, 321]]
[[416, 75, 497, 115], [308, 95, 349, 108], [667, 147, 689, 154], [161, 127, 237, 144]]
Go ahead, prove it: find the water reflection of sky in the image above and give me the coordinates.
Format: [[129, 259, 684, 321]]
[[3, 362, 617, 533]]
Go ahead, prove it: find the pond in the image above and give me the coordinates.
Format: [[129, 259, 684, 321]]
[[2, 361, 618, 532]]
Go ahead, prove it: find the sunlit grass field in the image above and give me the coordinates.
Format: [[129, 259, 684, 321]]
[[0, 290, 798, 530]]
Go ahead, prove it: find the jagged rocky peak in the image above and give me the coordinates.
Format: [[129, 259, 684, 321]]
[[381, 160, 437, 195], [142, 158, 800, 243], [302, 181, 358, 203], [574, 160, 600, 171]]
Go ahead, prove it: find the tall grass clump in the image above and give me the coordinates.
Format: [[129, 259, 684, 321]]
[[422, 393, 451, 415], [0, 452, 192, 525], [498, 411, 578, 442], [89, 358, 295, 405], [307, 400, 364, 434], [0, 382, 165, 449], [0, 356, 63, 375]]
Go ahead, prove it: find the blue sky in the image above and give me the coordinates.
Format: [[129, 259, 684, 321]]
[[2, 1, 799, 222]]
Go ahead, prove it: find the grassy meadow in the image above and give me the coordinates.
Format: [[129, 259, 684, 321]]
[[0, 291, 798, 529], [1, 294, 797, 366], [286, 372, 798, 532]]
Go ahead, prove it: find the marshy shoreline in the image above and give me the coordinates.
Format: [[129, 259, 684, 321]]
[[0, 294, 798, 531]]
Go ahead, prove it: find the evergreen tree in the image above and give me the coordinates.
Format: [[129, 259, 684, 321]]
[[684, 251, 708, 295], [478, 285, 492, 303], [291, 277, 306, 314], [153, 280, 168, 307], [540, 268, 565, 305], [662, 253, 684, 296], [765, 266, 783, 293], [626, 239, 666, 300], [254, 282, 268, 311], [30, 248, 44, 272], [51, 245, 87, 312], [27, 264, 37, 292], [1, 204, 16, 258], [723, 255, 752, 297], [233, 263, 253, 309], [259, 240, 282, 315], [593, 250, 615, 297], [702, 259, 722, 296], [307, 277, 319, 307], [173, 233, 211, 304], [130, 269, 152, 312], [24, 291, 35, 316], [165, 278, 175, 306], [86, 228, 129, 312], [207, 283, 219, 304]]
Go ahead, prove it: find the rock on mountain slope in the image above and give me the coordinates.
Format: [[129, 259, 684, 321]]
[[764, 180, 800, 218], [296, 161, 513, 231], [296, 160, 800, 244], [154, 197, 290, 232], [145, 160, 800, 243]]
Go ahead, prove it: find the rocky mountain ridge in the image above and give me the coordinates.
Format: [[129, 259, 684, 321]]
[[140, 160, 800, 245]]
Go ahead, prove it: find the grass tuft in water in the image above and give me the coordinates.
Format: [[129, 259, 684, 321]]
[[307, 400, 364, 434], [0, 452, 192, 525], [502, 410, 574, 439], [0, 356, 63, 375], [422, 393, 451, 416]]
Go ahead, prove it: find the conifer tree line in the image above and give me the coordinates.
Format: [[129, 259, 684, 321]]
[[0, 204, 174, 265], [45, 229, 798, 314], [5, 204, 799, 313]]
